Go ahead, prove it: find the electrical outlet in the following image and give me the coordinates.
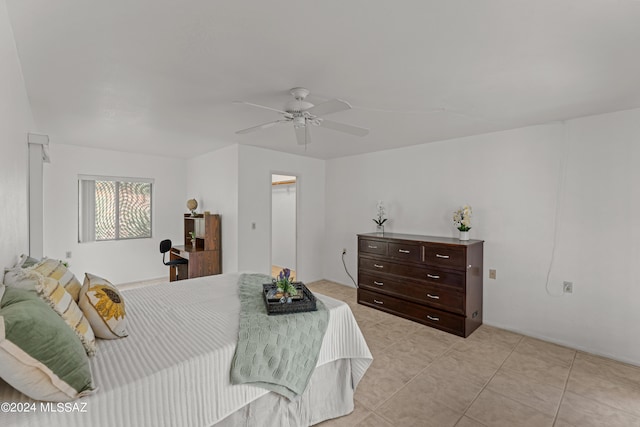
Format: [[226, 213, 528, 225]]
[[342, 248, 347, 255], [563, 281, 573, 294], [65, 251, 72, 259], [489, 269, 496, 279]]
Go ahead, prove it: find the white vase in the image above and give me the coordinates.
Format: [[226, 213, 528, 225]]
[[376, 225, 384, 235], [459, 231, 469, 241]]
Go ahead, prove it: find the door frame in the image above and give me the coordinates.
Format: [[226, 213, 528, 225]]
[[269, 172, 299, 279]]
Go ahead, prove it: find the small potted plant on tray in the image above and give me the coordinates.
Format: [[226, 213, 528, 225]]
[[272, 268, 299, 303]]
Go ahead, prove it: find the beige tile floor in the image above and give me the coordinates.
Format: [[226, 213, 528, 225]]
[[306, 280, 640, 427]]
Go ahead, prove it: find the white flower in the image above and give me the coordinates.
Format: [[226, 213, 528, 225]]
[[453, 205, 473, 231], [374, 200, 388, 226]]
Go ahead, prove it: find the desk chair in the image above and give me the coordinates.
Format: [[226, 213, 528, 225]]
[[160, 239, 187, 280]]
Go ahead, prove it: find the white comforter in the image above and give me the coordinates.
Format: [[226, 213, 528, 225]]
[[0, 273, 372, 427]]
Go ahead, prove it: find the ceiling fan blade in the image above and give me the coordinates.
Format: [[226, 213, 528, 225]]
[[319, 119, 369, 136], [306, 99, 351, 116], [235, 120, 284, 135], [233, 100, 289, 115]]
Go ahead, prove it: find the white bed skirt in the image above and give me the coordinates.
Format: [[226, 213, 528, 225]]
[[218, 358, 355, 426]]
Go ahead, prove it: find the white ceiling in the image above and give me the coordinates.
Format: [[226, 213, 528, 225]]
[[7, 0, 640, 160]]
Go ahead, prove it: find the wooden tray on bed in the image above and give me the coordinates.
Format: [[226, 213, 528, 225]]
[[262, 283, 318, 315]]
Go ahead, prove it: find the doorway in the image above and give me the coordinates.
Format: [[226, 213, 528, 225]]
[[271, 174, 297, 280]]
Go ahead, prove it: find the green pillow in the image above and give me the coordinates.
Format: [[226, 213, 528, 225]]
[[0, 287, 94, 401]]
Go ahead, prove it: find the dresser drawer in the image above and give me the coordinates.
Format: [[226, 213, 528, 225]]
[[391, 263, 465, 290], [358, 271, 391, 290], [359, 256, 391, 273], [358, 272, 464, 314], [358, 288, 410, 315], [411, 304, 465, 336], [359, 239, 388, 256], [388, 242, 421, 262], [418, 283, 465, 314], [358, 289, 465, 336], [423, 244, 466, 270]]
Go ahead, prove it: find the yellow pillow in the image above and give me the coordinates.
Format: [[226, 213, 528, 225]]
[[31, 258, 82, 302], [79, 273, 128, 339], [33, 272, 96, 357]]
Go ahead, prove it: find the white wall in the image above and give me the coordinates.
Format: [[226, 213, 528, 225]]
[[186, 144, 239, 273], [43, 143, 187, 285], [324, 109, 640, 366], [271, 182, 296, 269], [237, 145, 325, 281], [0, 0, 34, 269]]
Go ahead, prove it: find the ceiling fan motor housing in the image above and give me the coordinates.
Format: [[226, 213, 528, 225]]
[[286, 87, 314, 114], [293, 116, 306, 128], [290, 87, 310, 100], [286, 100, 314, 114]]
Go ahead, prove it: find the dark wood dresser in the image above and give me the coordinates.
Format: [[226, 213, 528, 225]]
[[357, 232, 484, 337]]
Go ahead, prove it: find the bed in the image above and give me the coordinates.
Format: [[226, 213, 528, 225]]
[[0, 272, 372, 427]]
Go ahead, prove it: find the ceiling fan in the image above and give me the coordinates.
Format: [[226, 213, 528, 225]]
[[234, 87, 369, 145]]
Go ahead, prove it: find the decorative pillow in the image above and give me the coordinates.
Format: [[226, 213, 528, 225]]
[[13, 254, 41, 269], [30, 258, 82, 302], [35, 274, 96, 357], [2, 255, 43, 292], [2, 267, 40, 292], [0, 287, 94, 401], [79, 273, 128, 339]]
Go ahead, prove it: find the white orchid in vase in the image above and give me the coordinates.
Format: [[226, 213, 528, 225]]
[[373, 201, 388, 233], [453, 205, 472, 234]]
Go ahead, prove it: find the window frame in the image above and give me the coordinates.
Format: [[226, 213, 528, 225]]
[[78, 174, 154, 243]]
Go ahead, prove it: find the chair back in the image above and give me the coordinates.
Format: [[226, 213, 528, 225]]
[[160, 239, 172, 254], [160, 239, 172, 265]]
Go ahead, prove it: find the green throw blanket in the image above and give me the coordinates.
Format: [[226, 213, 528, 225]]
[[230, 273, 329, 399]]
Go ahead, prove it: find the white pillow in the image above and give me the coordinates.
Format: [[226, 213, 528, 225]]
[[2, 267, 40, 292]]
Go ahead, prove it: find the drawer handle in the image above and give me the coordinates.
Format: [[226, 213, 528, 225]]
[[436, 254, 450, 259], [373, 299, 384, 305], [398, 249, 410, 254], [427, 315, 440, 321], [373, 281, 384, 286], [426, 293, 440, 299], [373, 264, 384, 269], [427, 274, 440, 279], [368, 245, 378, 249]]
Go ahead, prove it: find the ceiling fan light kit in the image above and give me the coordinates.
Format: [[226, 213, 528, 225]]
[[235, 87, 369, 146]]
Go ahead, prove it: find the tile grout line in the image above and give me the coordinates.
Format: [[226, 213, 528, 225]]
[[369, 329, 493, 423], [558, 352, 640, 423], [550, 350, 577, 426], [460, 334, 525, 425], [367, 338, 460, 422]]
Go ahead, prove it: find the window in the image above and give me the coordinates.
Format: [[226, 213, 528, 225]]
[[79, 175, 153, 243]]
